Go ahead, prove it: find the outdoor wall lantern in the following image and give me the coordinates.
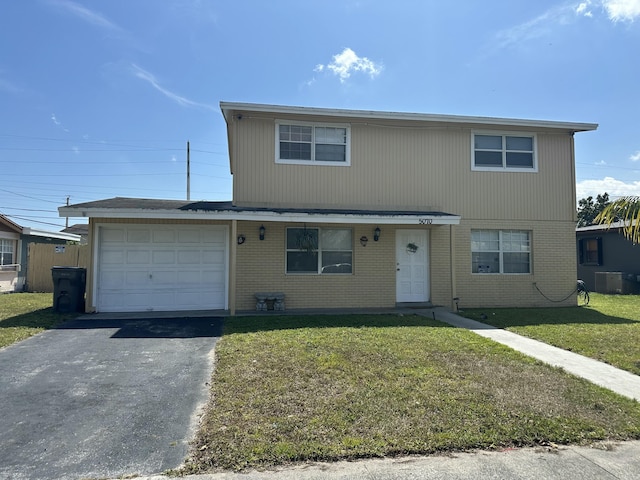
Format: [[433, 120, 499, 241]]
[[360, 235, 369, 247], [237, 234, 246, 245], [374, 226, 381, 242], [259, 224, 265, 241]]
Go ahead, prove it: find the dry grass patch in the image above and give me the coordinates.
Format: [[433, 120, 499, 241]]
[[185, 314, 640, 473]]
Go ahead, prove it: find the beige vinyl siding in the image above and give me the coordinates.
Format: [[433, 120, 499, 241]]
[[231, 117, 575, 223]]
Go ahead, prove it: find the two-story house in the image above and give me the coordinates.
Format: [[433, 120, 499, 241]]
[[59, 102, 597, 314]]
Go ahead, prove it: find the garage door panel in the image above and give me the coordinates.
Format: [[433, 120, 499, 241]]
[[152, 229, 176, 243], [126, 250, 151, 264], [125, 270, 151, 286], [152, 251, 176, 264], [97, 225, 228, 312], [177, 251, 200, 264], [202, 250, 225, 264], [178, 230, 202, 243], [101, 250, 125, 265], [152, 270, 176, 285], [102, 228, 126, 242], [127, 229, 151, 243], [100, 270, 124, 288]]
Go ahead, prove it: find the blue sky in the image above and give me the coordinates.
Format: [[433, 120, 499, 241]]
[[2, 0, 640, 230]]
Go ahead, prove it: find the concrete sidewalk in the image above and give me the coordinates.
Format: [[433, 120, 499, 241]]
[[427, 308, 640, 401], [133, 441, 640, 479]]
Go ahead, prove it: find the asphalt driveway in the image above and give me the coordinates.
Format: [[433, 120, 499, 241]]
[[0, 316, 223, 480]]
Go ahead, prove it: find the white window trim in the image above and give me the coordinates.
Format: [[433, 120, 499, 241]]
[[275, 120, 351, 166], [285, 227, 353, 275], [471, 230, 532, 275], [471, 130, 538, 172], [0, 238, 18, 271]]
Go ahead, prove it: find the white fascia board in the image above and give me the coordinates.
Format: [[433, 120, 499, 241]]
[[220, 102, 598, 133], [59, 207, 461, 225], [22, 227, 81, 242]]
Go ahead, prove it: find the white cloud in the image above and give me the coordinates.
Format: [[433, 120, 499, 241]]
[[631, 151, 640, 161], [316, 48, 382, 83], [47, 0, 122, 31], [131, 64, 214, 110], [493, 4, 577, 50], [51, 113, 69, 132], [576, 2, 594, 16], [602, 0, 640, 21], [576, 176, 640, 199], [492, 1, 640, 53]]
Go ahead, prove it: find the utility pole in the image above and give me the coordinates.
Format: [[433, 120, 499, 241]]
[[187, 141, 191, 201], [65, 196, 70, 228]]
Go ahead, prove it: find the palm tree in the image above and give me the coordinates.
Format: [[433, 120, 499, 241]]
[[595, 196, 640, 244]]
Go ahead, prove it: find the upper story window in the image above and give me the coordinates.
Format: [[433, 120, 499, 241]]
[[472, 132, 537, 172], [276, 121, 350, 166], [0, 239, 16, 270]]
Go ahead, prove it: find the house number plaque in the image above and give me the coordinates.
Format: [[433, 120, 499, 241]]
[[418, 218, 433, 224]]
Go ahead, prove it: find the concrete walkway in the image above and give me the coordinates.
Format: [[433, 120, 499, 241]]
[[427, 307, 640, 401], [131, 441, 640, 479]]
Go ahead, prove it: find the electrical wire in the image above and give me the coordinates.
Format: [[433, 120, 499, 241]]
[[533, 283, 578, 303]]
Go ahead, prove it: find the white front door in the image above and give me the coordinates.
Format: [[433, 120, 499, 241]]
[[396, 229, 429, 303]]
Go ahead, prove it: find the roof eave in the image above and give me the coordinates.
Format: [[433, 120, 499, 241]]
[[21, 227, 81, 242], [219, 101, 598, 133], [59, 206, 461, 226]]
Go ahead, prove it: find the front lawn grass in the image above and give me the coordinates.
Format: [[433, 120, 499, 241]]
[[185, 314, 640, 472], [0, 292, 76, 348], [460, 294, 640, 375]]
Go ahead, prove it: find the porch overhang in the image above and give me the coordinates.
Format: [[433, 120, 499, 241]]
[[59, 198, 461, 226]]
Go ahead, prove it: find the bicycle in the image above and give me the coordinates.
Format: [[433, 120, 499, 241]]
[[577, 279, 590, 306]]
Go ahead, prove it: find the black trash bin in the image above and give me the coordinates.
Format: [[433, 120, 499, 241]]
[[52, 266, 86, 313]]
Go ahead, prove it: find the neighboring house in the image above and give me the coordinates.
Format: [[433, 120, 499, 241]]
[[62, 224, 89, 244], [577, 222, 640, 294], [0, 215, 81, 293], [59, 102, 597, 314]]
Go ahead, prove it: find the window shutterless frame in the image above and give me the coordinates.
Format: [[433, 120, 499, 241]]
[[275, 120, 351, 166], [471, 131, 538, 172], [285, 227, 353, 274], [471, 230, 531, 274]]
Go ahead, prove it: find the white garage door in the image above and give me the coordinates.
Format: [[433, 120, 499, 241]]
[[96, 224, 228, 312]]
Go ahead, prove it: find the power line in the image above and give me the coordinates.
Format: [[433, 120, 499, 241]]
[[0, 188, 62, 204], [2, 214, 66, 228], [0, 207, 57, 213]]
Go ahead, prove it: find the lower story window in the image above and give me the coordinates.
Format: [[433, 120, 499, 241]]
[[286, 227, 352, 274], [0, 239, 15, 269], [471, 230, 531, 274]]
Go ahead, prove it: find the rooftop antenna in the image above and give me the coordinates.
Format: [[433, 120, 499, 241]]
[[187, 141, 190, 201]]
